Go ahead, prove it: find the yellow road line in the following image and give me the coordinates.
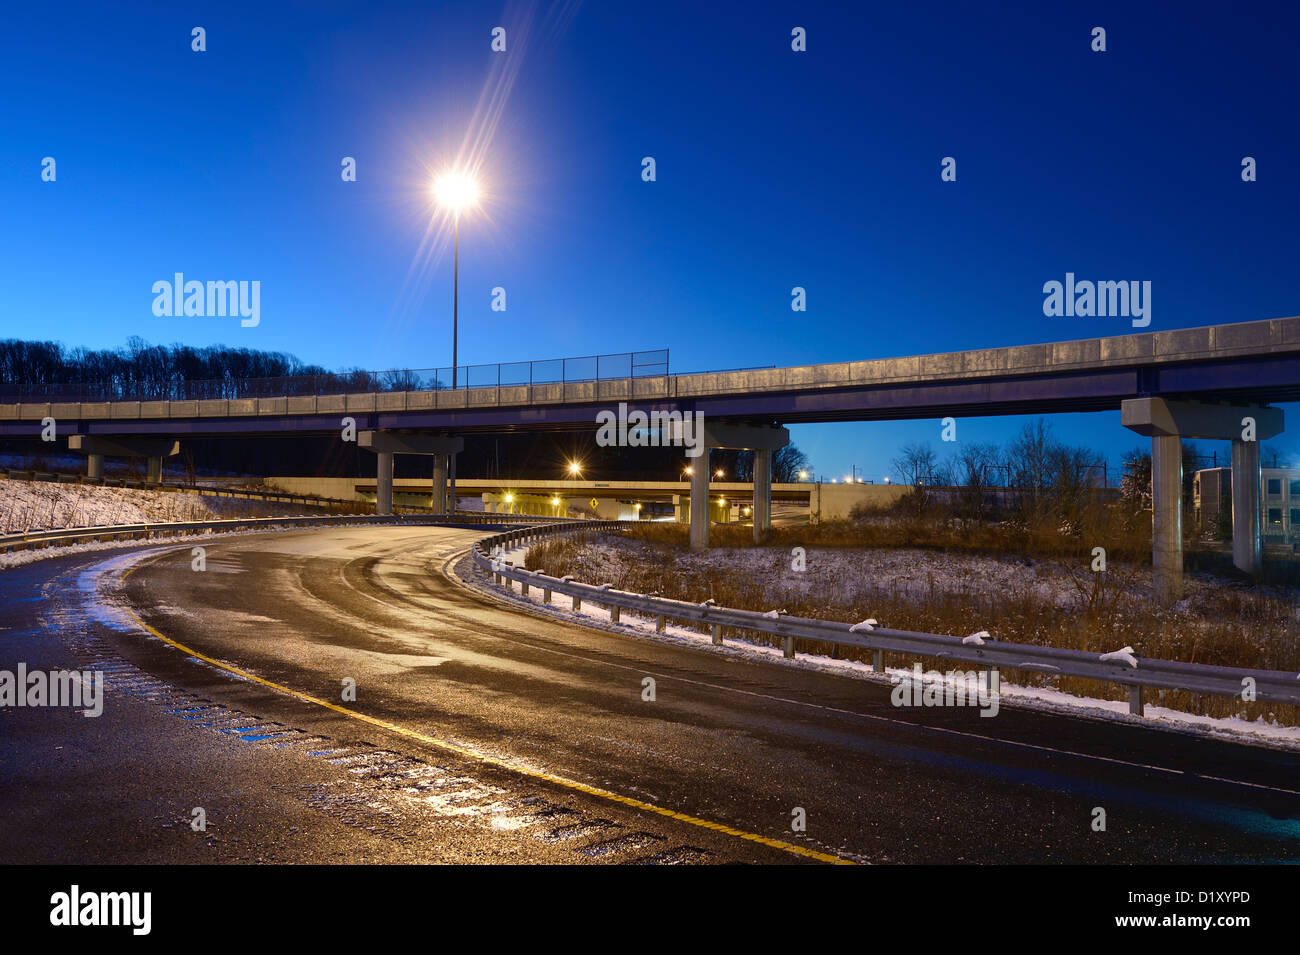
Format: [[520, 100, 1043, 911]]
[[119, 546, 853, 865]]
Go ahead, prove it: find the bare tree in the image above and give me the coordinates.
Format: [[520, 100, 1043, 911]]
[[891, 442, 936, 487]]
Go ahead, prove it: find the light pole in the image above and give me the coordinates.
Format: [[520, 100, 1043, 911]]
[[453, 213, 459, 390], [434, 171, 479, 514]]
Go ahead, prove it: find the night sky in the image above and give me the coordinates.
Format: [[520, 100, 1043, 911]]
[[3, 0, 1298, 478]]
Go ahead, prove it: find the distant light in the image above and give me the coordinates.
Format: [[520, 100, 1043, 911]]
[[634, 502, 642, 509], [856, 478, 864, 484], [798, 470, 808, 480], [504, 493, 514, 503], [433, 172, 480, 212], [743, 507, 751, 515], [844, 476, 853, 484], [715, 469, 725, 478], [567, 461, 582, 476], [883, 477, 891, 484], [551, 497, 560, 505], [831, 478, 838, 484], [683, 466, 693, 476]]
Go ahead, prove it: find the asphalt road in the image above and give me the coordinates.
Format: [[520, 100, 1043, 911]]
[[2, 524, 1298, 864]]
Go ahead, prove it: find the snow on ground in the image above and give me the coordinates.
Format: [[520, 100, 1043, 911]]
[[0, 478, 221, 533], [480, 543, 1300, 751], [537, 534, 1298, 623], [0, 476, 322, 536]]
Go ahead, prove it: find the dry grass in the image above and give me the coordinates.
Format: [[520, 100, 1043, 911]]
[[525, 528, 1300, 728]]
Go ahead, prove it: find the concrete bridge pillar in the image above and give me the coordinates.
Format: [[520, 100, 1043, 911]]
[[689, 458, 710, 549], [680, 421, 789, 550], [1231, 438, 1262, 576], [753, 448, 772, 543], [432, 453, 448, 514], [68, 435, 179, 484], [1150, 434, 1183, 603], [1123, 398, 1283, 605], [359, 432, 463, 517], [376, 452, 394, 516]]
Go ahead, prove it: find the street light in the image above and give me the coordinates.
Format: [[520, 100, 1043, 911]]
[[433, 169, 480, 515], [567, 461, 583, 477], [715, 468, 725, 479], [798, 470, 809, 481]]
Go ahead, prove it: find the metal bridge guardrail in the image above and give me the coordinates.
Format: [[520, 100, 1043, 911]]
[[475, 523, 1300, 716]]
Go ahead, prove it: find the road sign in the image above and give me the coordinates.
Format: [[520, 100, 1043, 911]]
[[590, 498, 599, 509]]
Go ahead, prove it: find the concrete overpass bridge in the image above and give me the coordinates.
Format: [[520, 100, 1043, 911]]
[[262, 476, 910, 524], [4, 316, 1298, 602]]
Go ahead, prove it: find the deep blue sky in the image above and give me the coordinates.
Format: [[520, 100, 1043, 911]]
[[3, 0, 1298, 478]]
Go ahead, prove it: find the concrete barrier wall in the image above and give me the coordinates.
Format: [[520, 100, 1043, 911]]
[[812, 483, 913, 520]]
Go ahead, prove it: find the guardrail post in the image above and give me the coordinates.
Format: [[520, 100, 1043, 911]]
[[609, 605, 619, 623], [521, 580, 529, 596], [1128, 685, 1144, 716], [783, 636, 795, 659], [987, 667, 1000, 699], [655, 614, 665, 632], [543, 587, 552, 604], [872, 649, 885, 674], [573, 595, 582, 611], [711, 623, 721, 646]]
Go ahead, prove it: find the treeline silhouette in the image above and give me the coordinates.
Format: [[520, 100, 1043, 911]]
[[0, 337, 428, 401]]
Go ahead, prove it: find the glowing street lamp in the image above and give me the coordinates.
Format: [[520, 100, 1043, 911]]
[[567, 461, 583, 478], [715, 468, 725, 479], [798, 470, 809, 481]]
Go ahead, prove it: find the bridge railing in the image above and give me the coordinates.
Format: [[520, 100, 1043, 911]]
[[0, 349, 670, 403], [474, 522, 1300, 717]]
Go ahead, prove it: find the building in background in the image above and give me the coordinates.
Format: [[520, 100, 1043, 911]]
[[1194, 467, 1300, 541]]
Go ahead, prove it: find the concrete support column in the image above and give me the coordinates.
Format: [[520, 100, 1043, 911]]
[[87, 454, 104, 480], [376, 451, 394, 516], [689, 452, 711, 550], [449, 454, 457, 516], [1231, 438, 1262, 576], [753, 448, 772, 543], [146, 456, 163, 484], [432, 453, 448, 515], [1151, 434, 1183, 605]]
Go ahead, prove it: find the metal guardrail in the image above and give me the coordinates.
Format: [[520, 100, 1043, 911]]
[[474, 523, 1300, 716], [0, 512, 573, 554]]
